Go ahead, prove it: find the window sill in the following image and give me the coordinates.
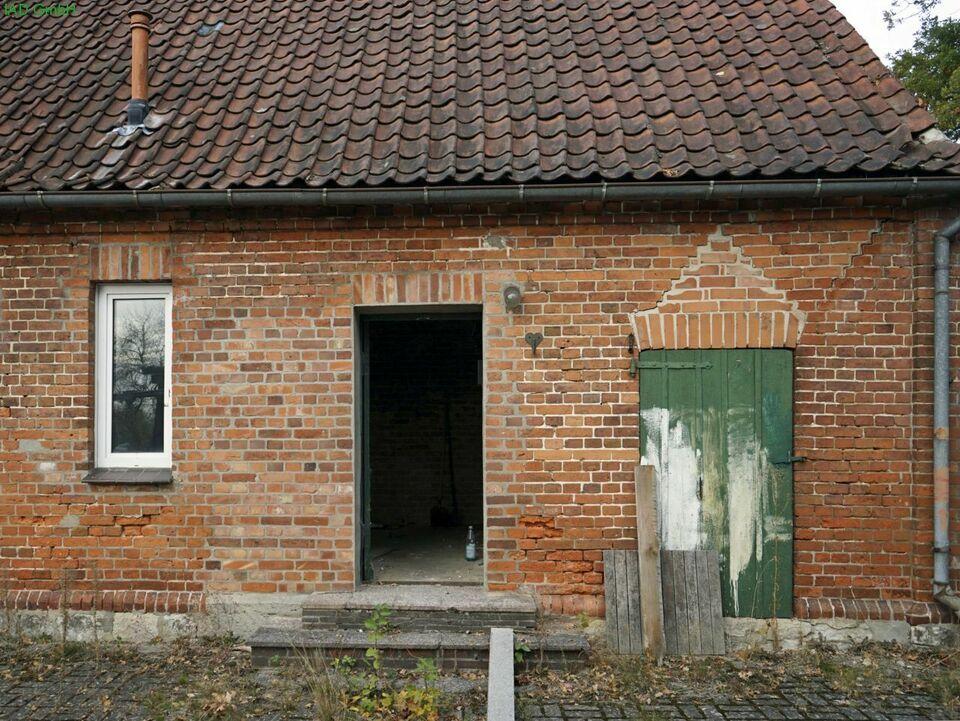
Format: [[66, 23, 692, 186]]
[[83, 468, 173, 485]]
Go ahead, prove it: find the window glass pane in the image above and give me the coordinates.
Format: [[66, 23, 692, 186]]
[[111, 297, 165, 454]]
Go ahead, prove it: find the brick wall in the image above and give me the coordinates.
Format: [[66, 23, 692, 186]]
[[0, 198, 958, 621]]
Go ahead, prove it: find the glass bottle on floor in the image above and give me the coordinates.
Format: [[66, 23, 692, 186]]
[[465, 526, 477, 561]]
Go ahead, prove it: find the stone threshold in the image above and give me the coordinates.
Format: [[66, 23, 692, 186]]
[[303, 584, 537, 613], [249, 627, 589, 672], [302, 583, 539, 632]]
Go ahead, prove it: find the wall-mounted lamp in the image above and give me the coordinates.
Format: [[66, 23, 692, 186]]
[[503, 284, 523, 311]]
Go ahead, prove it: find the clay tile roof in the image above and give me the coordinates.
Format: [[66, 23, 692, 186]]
[[1, 0, 958, 192]]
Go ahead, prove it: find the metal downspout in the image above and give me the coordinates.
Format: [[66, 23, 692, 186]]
[[934, 217, 960, 614]]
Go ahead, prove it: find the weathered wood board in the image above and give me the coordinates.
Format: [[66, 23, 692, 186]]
[[603, 549, 643, 655], [661, 549, 726, 655], [635, 465, 665, 661]]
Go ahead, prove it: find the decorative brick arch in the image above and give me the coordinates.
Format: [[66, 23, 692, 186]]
[[91, 243, 172, 281], [631, 234, 805, 350], [352, 271, 484, 305]]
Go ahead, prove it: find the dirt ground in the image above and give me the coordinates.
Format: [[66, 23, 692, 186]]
[[0, 635, 959, 720], [0, 635, 481, 721], [520, 642, 960, 720]]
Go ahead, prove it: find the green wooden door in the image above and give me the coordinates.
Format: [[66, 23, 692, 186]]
[[638, 349, 793, 618]]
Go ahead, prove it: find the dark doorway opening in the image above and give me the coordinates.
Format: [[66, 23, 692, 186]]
[[358, 311, 483, 585]]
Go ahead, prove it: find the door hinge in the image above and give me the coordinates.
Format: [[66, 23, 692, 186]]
[[774, 455, 807, 465], [634, 362, 713, 370]]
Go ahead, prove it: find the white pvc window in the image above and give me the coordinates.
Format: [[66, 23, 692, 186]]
[[95, 284, 172, 469]]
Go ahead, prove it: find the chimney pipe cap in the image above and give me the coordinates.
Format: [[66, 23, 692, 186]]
[[128, 9, 152, 28]]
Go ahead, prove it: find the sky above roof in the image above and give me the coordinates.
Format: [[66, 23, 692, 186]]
[[831, 0, 957, 61]]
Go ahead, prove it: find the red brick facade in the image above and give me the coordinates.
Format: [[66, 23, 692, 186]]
[[1, 198, 958, 622]]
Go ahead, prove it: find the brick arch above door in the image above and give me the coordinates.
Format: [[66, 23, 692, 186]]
[[352, 272, 485, 306], [630, 234, 805, 350]]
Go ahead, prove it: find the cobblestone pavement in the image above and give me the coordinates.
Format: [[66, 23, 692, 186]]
[[0, 642, 480, 721], [1, 667, 951, 721], [0, 639, 957, 721], [520, 683, 954, 721], [0, 642, 294, 721], [0, 659, 216, 721], [0, 663, 359, 721]]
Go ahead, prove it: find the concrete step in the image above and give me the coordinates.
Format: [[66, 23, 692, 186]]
[[249, 627, 589, 672], [302, 584, 538, 632]]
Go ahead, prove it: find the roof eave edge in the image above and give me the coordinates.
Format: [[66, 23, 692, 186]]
[[2, 177, 960, 211]]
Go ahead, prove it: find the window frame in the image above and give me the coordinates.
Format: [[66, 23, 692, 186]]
[[95, 283, 172, 469]]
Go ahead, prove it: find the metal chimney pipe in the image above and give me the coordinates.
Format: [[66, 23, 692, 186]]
[[127, 9, 151, 126]]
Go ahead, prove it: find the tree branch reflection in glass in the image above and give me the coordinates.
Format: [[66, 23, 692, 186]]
[[111, 298, 165, 454]]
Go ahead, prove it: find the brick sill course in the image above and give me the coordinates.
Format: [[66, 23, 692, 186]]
[[83, 468, 173, 485]]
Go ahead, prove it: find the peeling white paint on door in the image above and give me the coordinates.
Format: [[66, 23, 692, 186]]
[[640, 407, 702, 551], [764, 514, 792, 543], [642, 404, 783, 615], [726, 425, 763, 616]]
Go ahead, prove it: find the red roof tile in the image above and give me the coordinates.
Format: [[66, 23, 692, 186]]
[[0, 0, 958, 192]]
